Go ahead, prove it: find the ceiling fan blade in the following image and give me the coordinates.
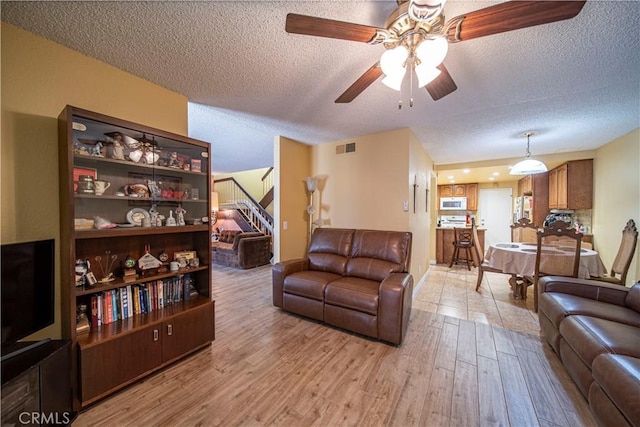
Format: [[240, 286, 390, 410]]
[[286, 13, 382, 43], [447, 1, 586, 41], [335, 63, 383, 103], [425, 64, 457, 101]]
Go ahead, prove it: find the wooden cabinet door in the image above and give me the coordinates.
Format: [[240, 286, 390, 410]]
[[79, 325, 162, 403], [162, 302, 214, 363], [453, 185, 467, 197], [556, 163, 569, 209], [519, 175, 532, 195], [466, 183, 478, 211], [548, 168, 558, 209], [439, 185, 453, 198]]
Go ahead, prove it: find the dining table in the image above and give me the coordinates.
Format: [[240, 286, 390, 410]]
[[485, 242, 607, 299]]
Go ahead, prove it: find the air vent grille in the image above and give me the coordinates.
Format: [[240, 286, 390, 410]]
[[336, 142, 356, 155]]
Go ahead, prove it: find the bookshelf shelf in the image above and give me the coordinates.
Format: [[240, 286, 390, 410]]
[[59, 106, 214, 410]]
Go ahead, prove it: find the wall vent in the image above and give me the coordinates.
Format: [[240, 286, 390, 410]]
[[336, 142, 356, 155]]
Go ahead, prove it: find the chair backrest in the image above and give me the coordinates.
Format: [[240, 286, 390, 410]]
[[533, 220, 583, 312], [470, 220, 484, 265], [511, 218, 538, 243], [610, 219, 638, 284], [453, 227, 473, 245], [534, 220, 583, 280]]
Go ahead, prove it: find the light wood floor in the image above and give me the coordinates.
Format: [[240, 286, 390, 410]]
[[75, 264, 596, 426]]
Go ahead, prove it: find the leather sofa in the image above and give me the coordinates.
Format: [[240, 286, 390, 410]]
[[212, 230, 271, 269], [538, 276, 640, 426], [272, 228, 413, 345]]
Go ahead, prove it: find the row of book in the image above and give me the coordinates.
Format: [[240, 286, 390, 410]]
[[89, 274, 197, 329]]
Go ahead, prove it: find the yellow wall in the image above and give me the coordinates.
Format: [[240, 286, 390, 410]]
[[274, 136, 311, 263], [1, 23, 188, 339], [593, 129, 640, 286], [408, 131, 434, 279]]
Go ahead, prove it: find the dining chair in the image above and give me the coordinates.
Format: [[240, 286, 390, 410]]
[[449, 227, 474, 270], [511, 217, 538, 243], [589, 219, 638, 286], [533, 220, 583, 312], [471, 220, 503, 291]]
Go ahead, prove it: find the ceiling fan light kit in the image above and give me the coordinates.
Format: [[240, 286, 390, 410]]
[[510, 131, 548, 175], [285, 1, 586, 104]]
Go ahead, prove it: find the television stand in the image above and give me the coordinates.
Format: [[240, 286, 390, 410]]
[[1, 340, 76, 425], [1, 338, 52, 362]]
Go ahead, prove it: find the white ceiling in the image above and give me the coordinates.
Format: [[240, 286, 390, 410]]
[[2, 1, 639, 175]]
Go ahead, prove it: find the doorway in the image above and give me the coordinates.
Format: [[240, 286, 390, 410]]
[[478, 188, 512, 249]]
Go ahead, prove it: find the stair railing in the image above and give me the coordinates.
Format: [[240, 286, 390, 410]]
[[214, 177, 274, 236]]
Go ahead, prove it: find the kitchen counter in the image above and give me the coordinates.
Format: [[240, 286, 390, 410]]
[[436, 227, 486, 265]]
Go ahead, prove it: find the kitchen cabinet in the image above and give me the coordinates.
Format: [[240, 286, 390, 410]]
[[436, 227, 485, 265], [59, 106, 215, 409], [466, 183, 478, 211], [517, 173, 549, 227], [518, 175, 532, 196], [548, 159, 593, 210]]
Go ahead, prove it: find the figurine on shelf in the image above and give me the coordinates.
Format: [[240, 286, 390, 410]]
[[90, 141, 104, 157], [76, 304, 90, 334], [176, 205, 186, 226], [166, 210, 177, 226], [168, 152, 179, 168], [105, 132, 125, 160], [149, 204, 159, 227]]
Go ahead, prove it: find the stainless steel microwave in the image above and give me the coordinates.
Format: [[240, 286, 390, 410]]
[[440, 197, 467, 210]]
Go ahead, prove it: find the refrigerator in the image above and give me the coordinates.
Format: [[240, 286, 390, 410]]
[[513, 196, 533, 222]]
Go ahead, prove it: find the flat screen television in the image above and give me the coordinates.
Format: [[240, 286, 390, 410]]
[[1, 238, 55, 355]]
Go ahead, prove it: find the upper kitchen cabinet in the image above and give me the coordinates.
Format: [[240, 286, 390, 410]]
[[518, 173, 549, 227], [438, 184, 466, 198], [518, 175, 532, 196], [548, 159, 593, 210], [466, 183, 478, 211]]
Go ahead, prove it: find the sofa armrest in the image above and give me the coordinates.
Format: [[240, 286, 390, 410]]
[[237, 236, 272, 269], [539, 276, 630, 307], [378, 273, 413, 345], [272, 259, 309, 307]]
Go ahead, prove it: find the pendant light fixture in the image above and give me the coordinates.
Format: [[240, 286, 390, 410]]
[[510, 131, 547, 175]]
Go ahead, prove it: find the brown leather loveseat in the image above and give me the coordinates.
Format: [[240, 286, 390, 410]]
[[538, 276, 640, 426], [272, 228, 413, 345]]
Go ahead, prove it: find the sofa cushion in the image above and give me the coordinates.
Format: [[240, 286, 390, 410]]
[[325, 277, 380, 315], [346, 230, 411, 281], [559, 315, 640, 368], [626, 283, 640, 312], [308, 228, 354, 275], [283, 271, 342, 301], [540, 292, 640, 329], [591, 354, 640, 426]]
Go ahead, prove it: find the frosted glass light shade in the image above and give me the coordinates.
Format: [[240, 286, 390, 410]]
[[416, 37, 448, 68], [415, 64, 441, 88], [380, 46, 408, 76], [509, 159, 548, 175], [382, 70, 407, 91], [305, 176, 318, 193]]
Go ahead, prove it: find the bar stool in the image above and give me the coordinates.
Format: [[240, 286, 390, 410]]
[[449, 227, 474, 270]]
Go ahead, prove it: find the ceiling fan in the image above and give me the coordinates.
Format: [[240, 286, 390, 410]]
[[285, 0, 586, 103]]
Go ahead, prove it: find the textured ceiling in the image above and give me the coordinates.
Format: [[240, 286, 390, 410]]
[[2, 1, 639, 174]]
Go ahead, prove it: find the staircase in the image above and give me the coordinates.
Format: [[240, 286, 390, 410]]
[[214, 172, 274, 237]]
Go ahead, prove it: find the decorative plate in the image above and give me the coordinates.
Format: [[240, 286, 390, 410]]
[[126, 208, 150, 226]]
